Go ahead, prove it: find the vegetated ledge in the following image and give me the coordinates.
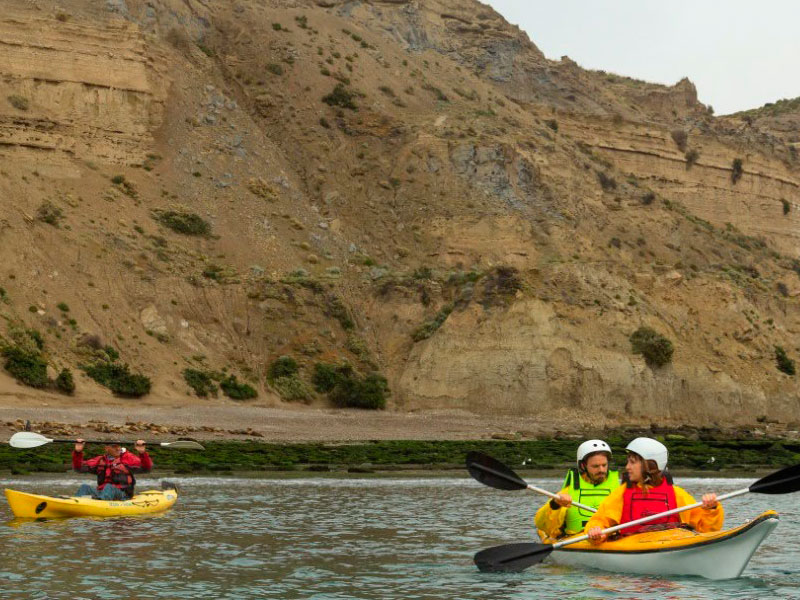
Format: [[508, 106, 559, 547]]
[[2, 438, 799, 475]]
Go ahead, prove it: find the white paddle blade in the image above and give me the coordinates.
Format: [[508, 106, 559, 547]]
[[9, 432, 53, 449], [160, 440, 205, 450]]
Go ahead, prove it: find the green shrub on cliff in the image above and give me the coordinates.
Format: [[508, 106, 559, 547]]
[[82, 361, 151, 397], [412, 304, 452, 341], [312, 362, 388, 409], [685, 149, 700, 169], [268, 356, 299, 380], [36, 201, 64, 226], [630, 326, 674, 367], [775, 346, 795, 375], [324, 295, 355, 330], [312, 362, 353, 392], [1, 327, 77, 393], [153, 210, 211, 236], [220, 375, 257, 400], [272, 375, 313, 403], [183, 368, 218, 397], [7, 95, 29, 111], [671, 129, 688, 152], [597, 171, 617, 191], [731, 158, 744, 184], [322, 84, 358, 110], [55, 368, 76, 395], [329, 372, 388, 409], [2, 346, 50, 388]]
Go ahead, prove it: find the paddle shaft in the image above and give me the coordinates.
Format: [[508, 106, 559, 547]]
[[55, 439, 147, 445], [9, 431, 205, 450], [526, 484, 596, 513], [50, 437, 195, 449], [472, 462, 597, 513], [66, 439, 204, 449], [552, 487, 748, 550]]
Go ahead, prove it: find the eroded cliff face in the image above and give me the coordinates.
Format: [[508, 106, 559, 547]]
[[0, 0, 799, 429], [553, 113, 800, 256], [0, 7, 168, 174], [732, 97, 800, 147]]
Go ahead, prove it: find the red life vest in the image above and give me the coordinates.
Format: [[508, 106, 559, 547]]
[[95, 455, 135, 498], [619, 479, 680, 535]]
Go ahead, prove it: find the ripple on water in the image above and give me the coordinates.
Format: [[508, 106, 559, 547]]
[[2, 477, 800, 599]]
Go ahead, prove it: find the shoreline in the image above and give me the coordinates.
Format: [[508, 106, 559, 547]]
[[2, 438, 797, 475], [0, 468, 775, 480]]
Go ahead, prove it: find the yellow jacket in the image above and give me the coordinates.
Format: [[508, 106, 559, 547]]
[[584, 483, 724, 536], [534, 487, 571, 539]]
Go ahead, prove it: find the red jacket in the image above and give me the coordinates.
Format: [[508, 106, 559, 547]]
[[73, 450, 153, 495]]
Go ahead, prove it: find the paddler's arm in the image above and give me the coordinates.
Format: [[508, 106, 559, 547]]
[[584, 485, 626, 543], [533, 488, 570, 539], [72, 439, 97, 473], [674, 486, 724, 532], [125, 440, 153, 473]]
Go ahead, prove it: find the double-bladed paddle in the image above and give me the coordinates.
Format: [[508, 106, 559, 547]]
[[466, 451, 597, 513], [474, 462, 800, 573], [8, 431, 205, 450]]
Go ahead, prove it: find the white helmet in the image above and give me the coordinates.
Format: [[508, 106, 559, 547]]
[[626, 437, 668, 471], [577, 439, 612, 468]]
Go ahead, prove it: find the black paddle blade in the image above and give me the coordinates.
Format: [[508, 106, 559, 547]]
[[474, 542, 553, 573], [749, 463, 800, 495], [466, 451, 527, 491]]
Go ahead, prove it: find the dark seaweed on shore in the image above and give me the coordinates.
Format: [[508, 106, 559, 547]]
[[1, 438, 799, 475]]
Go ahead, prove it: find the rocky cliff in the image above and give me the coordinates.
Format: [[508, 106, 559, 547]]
[[1, 0, 799, 432]]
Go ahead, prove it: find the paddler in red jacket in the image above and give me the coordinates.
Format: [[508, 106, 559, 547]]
[[73, 438, 153, 501], [585, 437, 723, 542]]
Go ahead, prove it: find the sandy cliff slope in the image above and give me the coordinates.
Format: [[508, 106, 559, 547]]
[[0, 0, 799, 438]]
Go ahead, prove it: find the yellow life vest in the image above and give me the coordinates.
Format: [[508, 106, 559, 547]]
[[562, 468, 621, 534]]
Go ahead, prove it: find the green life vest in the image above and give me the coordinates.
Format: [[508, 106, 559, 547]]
[[562, 468, 621, 534]]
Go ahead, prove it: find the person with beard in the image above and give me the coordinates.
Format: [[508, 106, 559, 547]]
[[534, 439, 622, 539]]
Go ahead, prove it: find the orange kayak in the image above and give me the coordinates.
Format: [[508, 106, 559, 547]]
[[539, 511, 778, 580]]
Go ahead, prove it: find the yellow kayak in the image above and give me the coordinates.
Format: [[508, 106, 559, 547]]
[[539, 510, 779, 579], [4, 488, 178, 519]]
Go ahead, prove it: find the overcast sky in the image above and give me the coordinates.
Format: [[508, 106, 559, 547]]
[[483, 0, 800, 115]]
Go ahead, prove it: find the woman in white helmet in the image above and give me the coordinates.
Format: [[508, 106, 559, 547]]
[[585, 437, 723, 542], [534, 439, 622, 539]]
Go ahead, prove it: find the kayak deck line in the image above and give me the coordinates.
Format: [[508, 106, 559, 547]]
[[4, 488, 178, 519], [540, 511, 779, 580]]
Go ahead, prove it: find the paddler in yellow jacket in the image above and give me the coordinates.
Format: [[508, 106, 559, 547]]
[[535, 439, 622, 539], [586, 437, 723, 542]]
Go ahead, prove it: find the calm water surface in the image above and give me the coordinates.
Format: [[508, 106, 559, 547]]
[[1, 475, 798, 599]]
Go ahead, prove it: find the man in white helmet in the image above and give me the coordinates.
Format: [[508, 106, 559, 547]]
[[586, 437, 723, 542], [534, 439, 622, 539]]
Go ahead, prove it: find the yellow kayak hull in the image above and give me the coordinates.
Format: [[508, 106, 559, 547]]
[[539, 510, 779, 580], [4, 488, 178, 519]]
